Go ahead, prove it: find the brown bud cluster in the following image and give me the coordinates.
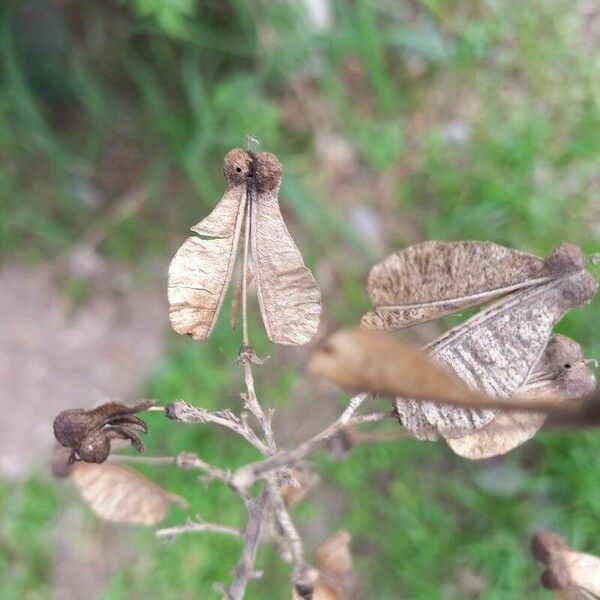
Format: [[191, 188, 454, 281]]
[[53, 401, 153, 464]]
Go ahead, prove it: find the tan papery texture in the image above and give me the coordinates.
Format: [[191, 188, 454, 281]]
[[72, 462, 187, 525], [251, 152, 321, 345], [395, 251, 596, 439], [168, 184, 246, 340], [292, 530, 356, 600], [447, 335, 597, 459], [361, 241, 579, 329], [168, 149, 321, 345]]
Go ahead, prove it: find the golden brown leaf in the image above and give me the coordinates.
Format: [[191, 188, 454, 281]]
[[361, 241, 578, 330], [447, 335, 597, 459], [396, 257, 597, 439], [71, 462, 187, 526], [251, 152, 321, 345]]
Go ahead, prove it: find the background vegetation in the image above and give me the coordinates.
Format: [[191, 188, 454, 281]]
[[1, 1, 599, 598]]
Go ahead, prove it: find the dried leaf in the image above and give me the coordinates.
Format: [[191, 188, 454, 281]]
[[447, 335, 597, 459], [396, 259, 597, 439], [168, 150, 249, 340], [168, 149, 321, 345], [361, 241, 580, 330], [307, 328, 493, 408], [293, 530, 356, 600], [251, 152, 321, 345], [71, 461, 187, 525]]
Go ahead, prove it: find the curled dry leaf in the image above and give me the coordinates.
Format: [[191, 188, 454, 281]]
[[447, 335, 597, 459], [293, 530, 356, 600], [361, 241, 579, 330], [62, 460, 187, 525], [532, 532, 600, 599], [168, 148, 321, 345], [395, 244, 596, 439], [307, 328, 493, 408], [53, 401, 153, 464]]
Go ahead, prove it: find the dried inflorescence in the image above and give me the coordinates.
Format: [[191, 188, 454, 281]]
[[53, 400, 154, 464]]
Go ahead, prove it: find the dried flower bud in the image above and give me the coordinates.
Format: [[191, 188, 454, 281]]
[[53, 401, 153, 464]]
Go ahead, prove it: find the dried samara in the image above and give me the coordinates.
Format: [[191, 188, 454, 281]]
[[168, 149, 321, 345]]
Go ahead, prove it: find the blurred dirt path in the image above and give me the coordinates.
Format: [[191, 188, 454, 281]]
[[0, 261, 166, 478]]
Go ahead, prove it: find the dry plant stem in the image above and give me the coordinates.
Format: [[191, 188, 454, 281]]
[[266, 478, 309, 582], [239, 193, 276, 453], [157, 521, 242, 540], [233, 394, 369, 490], [167, 401, 269, 455], [225, 488, 270, 600]]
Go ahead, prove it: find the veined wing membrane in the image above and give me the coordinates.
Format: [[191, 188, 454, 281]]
[[447, 335, 596, 459], [396, 268, 597, 439], [362, 241, 579, 329], [251, 156, 321, 345], [72, 462, 187, 526], [168, 185, 245, 340]]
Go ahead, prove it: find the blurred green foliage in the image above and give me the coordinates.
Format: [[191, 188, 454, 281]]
[[1, 0, 599, 598]]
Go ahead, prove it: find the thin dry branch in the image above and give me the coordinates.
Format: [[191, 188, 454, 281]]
[[165, 401, 270, 455], [157, 520, 242, 540], [225, 489, 270, 600], [232, 394, 370, 491]]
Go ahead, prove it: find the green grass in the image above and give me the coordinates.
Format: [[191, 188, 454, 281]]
[[1, 0, 599, 598]]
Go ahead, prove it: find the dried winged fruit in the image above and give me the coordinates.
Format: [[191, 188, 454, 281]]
[[447, 335, 596, 459], [71, 462, 187, 525], [395, 245, 596, 440], [532, 532, 600, 599], [53, 401, 153, 464], [361, 241, 583, 330], [292, 530, 356, 600], [168, 148, 321, 345]]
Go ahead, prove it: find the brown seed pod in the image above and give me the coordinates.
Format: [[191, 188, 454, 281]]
[[53, 401, 153, 464]]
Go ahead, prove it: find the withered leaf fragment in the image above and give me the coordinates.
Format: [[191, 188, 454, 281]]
[[532, 532, 600, 599], [362, 241, 579, 330], [168, 148, 321, 345], [447, 335, 597, 459], [53, 401, 153, 464], [292, 530, 356, 600], [396, 245, 596, 439], [71, 462, 187, 525], [307, 328, 494, 408]]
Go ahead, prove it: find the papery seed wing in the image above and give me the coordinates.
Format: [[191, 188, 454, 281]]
[[396, 262, 597, 439], [447, 335, 597, 459], [168, 185, 245, 340], [251, 156, 321, 345], [72, 462, 187, 525], [362, 241, 570, 330]]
